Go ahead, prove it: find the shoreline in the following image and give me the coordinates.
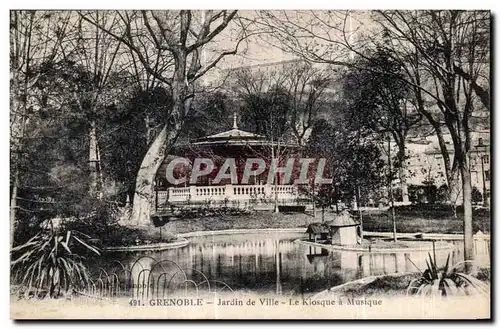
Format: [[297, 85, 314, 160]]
[[295, 239, 457, 253], [104, 227, 489, 252]]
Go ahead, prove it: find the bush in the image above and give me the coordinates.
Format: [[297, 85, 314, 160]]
[[407, 253, 489, 297], [278, 205, 306, 212], [391, 203, 490, 219], [11, 222, 100, 299], [171, 206, 251, 219], [471, 187, 483, 204]]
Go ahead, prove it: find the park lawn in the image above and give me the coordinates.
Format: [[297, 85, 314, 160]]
[[157, 211, 316, 235], [362, 210, 490, 234], [322, 266, 490, 298]]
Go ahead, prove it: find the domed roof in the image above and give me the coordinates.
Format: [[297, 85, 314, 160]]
[[191, 113, 271, 147], [201, 128, 265, 140], [186, 113, 300, 149]]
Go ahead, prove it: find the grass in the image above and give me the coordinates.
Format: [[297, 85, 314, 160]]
[[157, 207, 490, 235], [362, 210, 490, 234], [161, 211, 317, 234], [340, 273, 422, 298], [103, 225, 177, 247], [336, 266, 491, 298]]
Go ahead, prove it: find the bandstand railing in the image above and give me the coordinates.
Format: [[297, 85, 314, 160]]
[[156, 184, 298, 209]]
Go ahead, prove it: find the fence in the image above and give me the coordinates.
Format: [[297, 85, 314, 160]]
[[80, 256, 233, 300]]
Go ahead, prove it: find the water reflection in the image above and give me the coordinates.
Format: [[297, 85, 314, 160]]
[[115, 232, 490, 295]]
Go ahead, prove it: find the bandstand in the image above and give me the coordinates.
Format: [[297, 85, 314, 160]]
[[154, 114, 304, 211]]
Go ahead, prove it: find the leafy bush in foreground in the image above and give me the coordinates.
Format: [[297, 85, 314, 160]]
[[11, 223, 100, 299]]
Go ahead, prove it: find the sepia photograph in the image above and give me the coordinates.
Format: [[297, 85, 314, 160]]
[[8, 8, 491, 320]]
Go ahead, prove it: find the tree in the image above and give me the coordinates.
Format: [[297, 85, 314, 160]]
[[82, 10, 253, 225], [307, 118, 386, 232], [279, 62, 332, 146], [257, 9, 490, 261], [344, 50, 422, 204], [10, 10, 77, 247], [374, 10, 490, 261], [238, 85, 294, 213], [230, 61, 332, 146]]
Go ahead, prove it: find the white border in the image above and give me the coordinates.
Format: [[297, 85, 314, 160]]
[[1, 3, 497, 328]]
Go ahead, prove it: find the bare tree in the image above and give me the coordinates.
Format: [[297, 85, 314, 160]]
[[257, 10, 490, 261], [376, 10, 490, 261], [230, 60, 332, 146], [282, 62, 332, 146]]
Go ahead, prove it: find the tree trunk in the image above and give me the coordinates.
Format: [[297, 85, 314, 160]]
[[399, 166, 409, 204], [10, 168, 19, 248], [461, 161, 474, 262], [10, 71, 27, 248], [89, 121, 102, 198], [356, 185, 363, 239], [447, 167, 461, 216], [130, 125, 171, 226], [312, 186, 316, 219], [129, 48, 189, 225], [397, 141, 409, 203]]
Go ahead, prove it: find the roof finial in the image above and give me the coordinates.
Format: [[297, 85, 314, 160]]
[[233, 112, 238, 129]]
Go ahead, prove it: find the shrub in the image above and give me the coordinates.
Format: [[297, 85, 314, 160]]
[[407, 253, 489, 297], [11, 222, 100, 299], [171, 206, 251, 219]]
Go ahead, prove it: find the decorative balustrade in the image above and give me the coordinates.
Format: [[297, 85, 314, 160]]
[[156, 184, 298, 208]]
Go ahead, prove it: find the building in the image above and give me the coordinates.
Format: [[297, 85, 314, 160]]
[[403, 131, 491, 204], [324, 211, 360, 246]]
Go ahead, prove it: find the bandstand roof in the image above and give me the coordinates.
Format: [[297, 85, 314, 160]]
[[193, 127, 266, 143], [189, 113, 300, 149], [204, 128, 265, 139]]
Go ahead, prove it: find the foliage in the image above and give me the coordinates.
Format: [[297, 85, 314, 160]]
[[471, 187, 483, 204], [99, 86, 172, 203], [12, 57, 136, 244], [11, 222, 100, 299], [171, 206, 252, 219], [239, 86, 292, 139], [343, 49, 422, 178], [407, 253, 489, 297], [180, 91, 234, 141], [306, 118, 387, 208]]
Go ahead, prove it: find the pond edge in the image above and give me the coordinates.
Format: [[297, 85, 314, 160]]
[[295, 239, 457, 253], [103, 228, 488, 252], [103, 227, 305, 252]]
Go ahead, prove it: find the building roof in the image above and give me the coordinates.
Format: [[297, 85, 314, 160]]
[[324, 211, 360, 227], [199, 128, 265, 141], [189, 112, 300, 149], [305, 223, 329, 234], [192, 112, 266, 145]]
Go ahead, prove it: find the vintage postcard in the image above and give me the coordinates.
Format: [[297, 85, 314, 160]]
[[9, 9, 491, 320]]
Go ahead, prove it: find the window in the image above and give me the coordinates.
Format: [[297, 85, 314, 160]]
[[485, 170, 490, 181], [483, 155, 489, 164]]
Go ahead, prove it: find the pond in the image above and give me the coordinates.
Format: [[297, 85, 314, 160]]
[[102, 231, 490, 296]]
